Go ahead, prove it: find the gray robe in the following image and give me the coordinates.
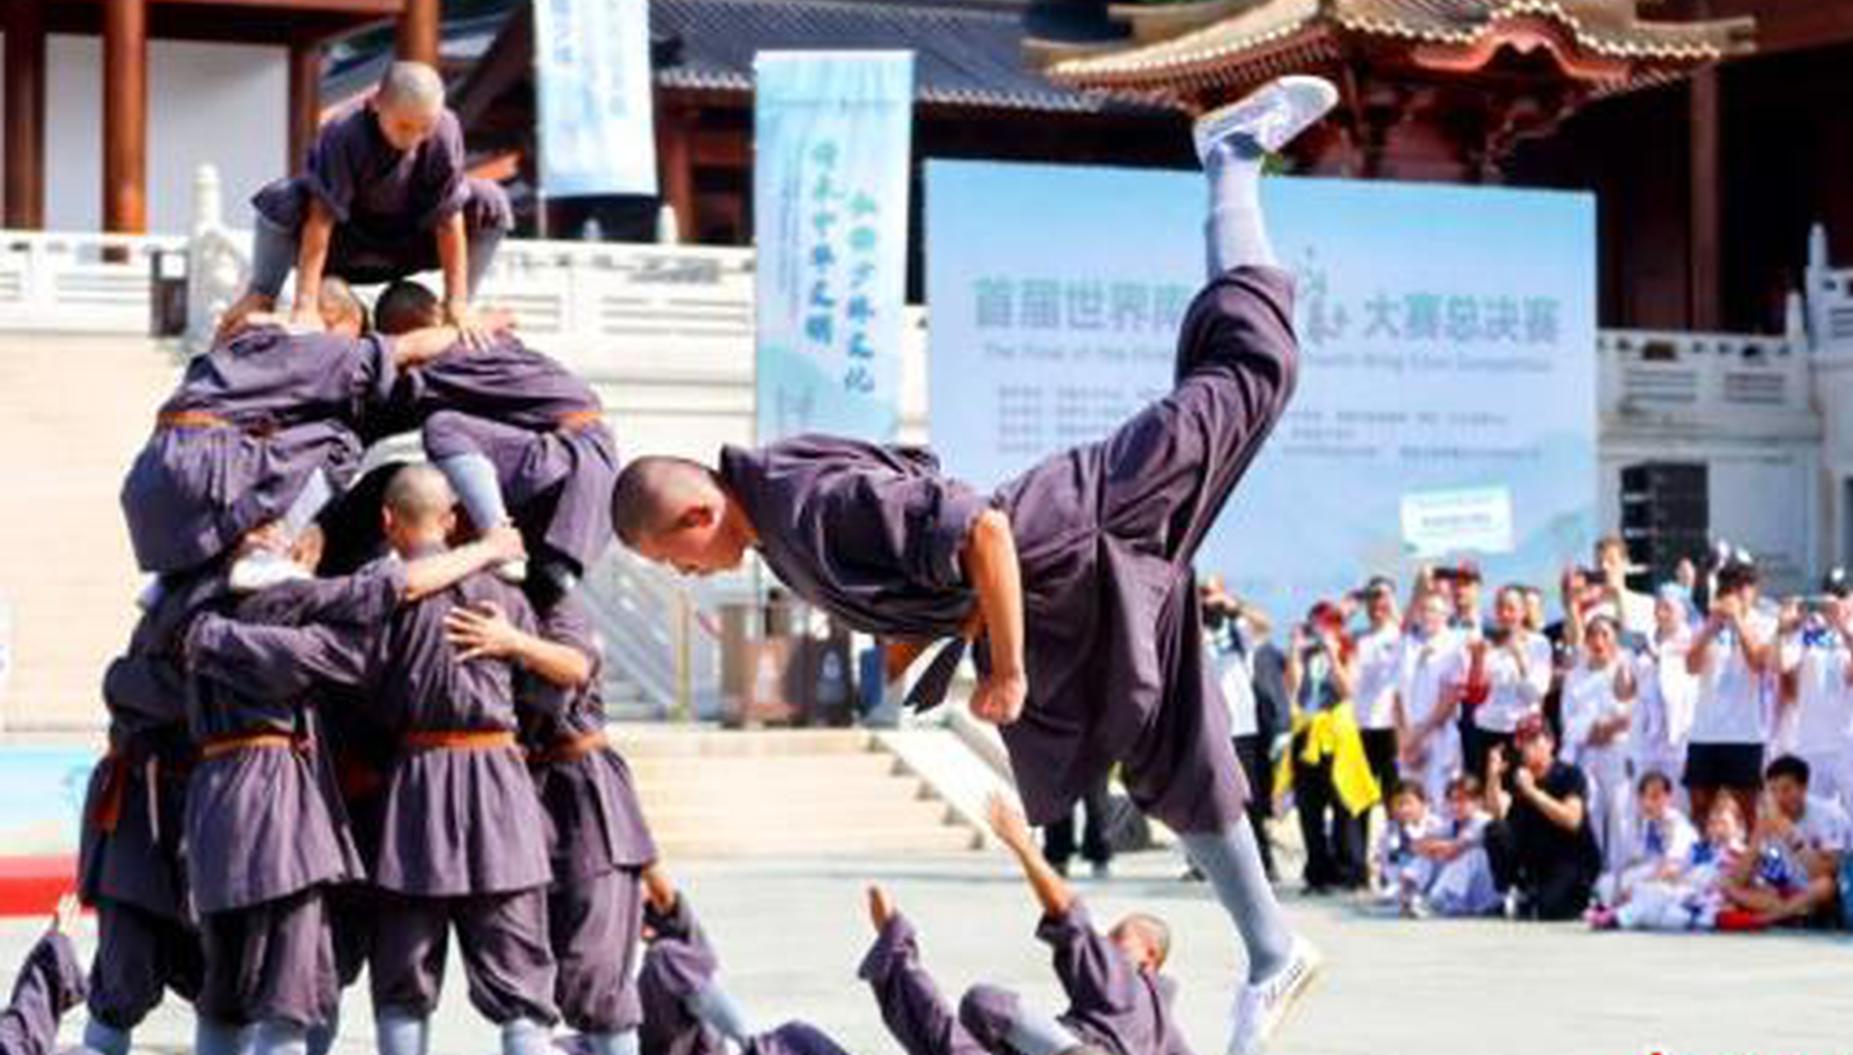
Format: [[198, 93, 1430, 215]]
[[858, 913, 984, 1055], [120, 325, 397, 573], [719, 267, 1297, 833]]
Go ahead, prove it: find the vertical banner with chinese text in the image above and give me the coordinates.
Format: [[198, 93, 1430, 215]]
[[753, 51, 914, 442], [533, 0, 657, 197]]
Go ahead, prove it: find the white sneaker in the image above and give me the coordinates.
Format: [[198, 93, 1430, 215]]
[[227, 550, 311, 593], [1230, 936, 1323, 1055], [494, 557, 529, 584], [1192, 75, 1340, 167]]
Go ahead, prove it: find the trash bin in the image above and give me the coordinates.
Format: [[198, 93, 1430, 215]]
[[149, 248, 188, 337]]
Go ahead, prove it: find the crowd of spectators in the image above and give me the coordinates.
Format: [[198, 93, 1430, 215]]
[[1201, 537, 1853, 931]]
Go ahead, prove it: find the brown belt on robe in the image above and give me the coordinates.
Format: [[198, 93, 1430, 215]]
[[558, 409, 604, 432], [527, 729, 608, 767], [402, 729, 518, 752], [87, 746, 194, 834], [200, 731, 309, 761], [155, 409, 232, 430]]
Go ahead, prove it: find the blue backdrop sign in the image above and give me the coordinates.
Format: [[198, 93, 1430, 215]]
[[926, 160, 1598, 621], [533, 0, 657, 196], [754, 51, 914, 443]]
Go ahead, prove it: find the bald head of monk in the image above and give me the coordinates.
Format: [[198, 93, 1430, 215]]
[[216, 275, 365, 342], [372, 61, 446, 152], [374, 279, 444, 336], [611, 456, 757, 576], [382, 462, 459, 556]]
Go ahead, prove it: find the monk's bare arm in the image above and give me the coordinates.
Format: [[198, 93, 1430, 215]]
[[402, 528, 525, 601], [987, 794, 1073, 917], [961, 508, 1027, 724], [290, 200, 335, 324]]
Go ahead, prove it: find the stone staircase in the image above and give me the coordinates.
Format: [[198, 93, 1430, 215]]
[[0, 334, 179, 731], [612, 726, 983, 858]]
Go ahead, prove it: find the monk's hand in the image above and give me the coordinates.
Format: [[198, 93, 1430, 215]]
[[642, 864, 678, 915], [445, 299, 492, 351], [481, 525, 527, 566], [867, 884, 896, 932], [50, 892, 79, 935], [445, 601, 519, 662], [985, 792, 1032, 851], [970, 666, 1026, 725], [286, 301, 326, 335]]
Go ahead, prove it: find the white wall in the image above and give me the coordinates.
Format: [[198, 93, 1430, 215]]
[[0, 35, 287, 233]]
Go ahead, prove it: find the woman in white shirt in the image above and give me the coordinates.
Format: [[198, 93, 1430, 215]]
[[1628, 586, 1697, 792], [1395, 591, 1466, 806], [1461, 584, 1553, 782], [1563, 615, 1634, 871]]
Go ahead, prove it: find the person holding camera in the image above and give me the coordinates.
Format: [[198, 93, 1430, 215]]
[[1483, 715, 1602, 920], [1459, 585, 1553, 783], [1684, 561, 1776, 833], [1773, 572, 1853, 814], [1286, 603, 1370, 893], [1202, 579, 1288, 883], [1394, 589, 1469, 806], [1560, 615, 1635, 871], [1353, 579, 1404, 838]]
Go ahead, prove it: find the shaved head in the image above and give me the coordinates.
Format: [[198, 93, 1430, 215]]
[[611, 456, 718, 545], [374, 279, 442, 336], [385, 463, 455, 524], [377, 61, 445, 114], [611, 455, 754, 576], [318, 277, 368, 335]]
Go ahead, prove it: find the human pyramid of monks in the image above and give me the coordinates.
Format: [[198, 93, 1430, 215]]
[[0, 62, 1347, 1055]]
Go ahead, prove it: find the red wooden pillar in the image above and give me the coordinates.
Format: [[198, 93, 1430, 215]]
[[397, 0, 441, 65], [103, 0, 149, 233], [659, 105, 697, 243], [1688, 66, 1722, 331], [288, 35, 323, 172], [4, 0, 47, 228]]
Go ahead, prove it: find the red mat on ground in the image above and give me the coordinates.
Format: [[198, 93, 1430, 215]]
[[0, 855, 77, 917]]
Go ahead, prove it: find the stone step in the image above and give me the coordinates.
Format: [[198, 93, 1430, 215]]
[[630, 769, 928, 808], [623, 750, 901, 785], [614, 728, 878, 758], [653, 823, 979, 858], [637, 795, 955, 832]]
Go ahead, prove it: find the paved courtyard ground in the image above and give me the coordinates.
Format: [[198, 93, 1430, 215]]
[[6, 849, 1850, 1055]]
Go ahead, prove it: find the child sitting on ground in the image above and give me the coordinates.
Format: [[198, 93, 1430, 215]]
[[1416, 776, 1502, 917], [1602, 796, 1745, 932], [1371, 781, 1445, 917], [1592, 771, 1698, 915]]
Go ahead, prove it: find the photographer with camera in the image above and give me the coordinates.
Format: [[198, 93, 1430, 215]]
[[1684, 560, 1776, 833], [1772, 571, 1853, 815], [1353, 578, 1405, 851]]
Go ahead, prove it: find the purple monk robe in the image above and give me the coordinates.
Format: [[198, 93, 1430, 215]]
[[521, 595, 657, 878], [548, 867, 644, 1034], [638, 898, 724, 1055], [857, 913, 986, 1055], [520, 596, 654, 1033], [1034, 900, 1192, 1055], [181, 569, 403, 915], [86, 902, 202, 1032], [251, 108, 511, 284], [0, 932, 85, 1055], [196, 888, 338, 1030], [185, 558, 553, 899], [367, 888, 556, 1024], [989, 266, 1297, 834], [395, 333, 616, 572], [79, 571, 223, 921], [715, 439, 988, 640], [121, 324, 399, 574]]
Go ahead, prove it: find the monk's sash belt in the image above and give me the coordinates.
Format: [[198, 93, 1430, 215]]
[[401, 729, 518, 752]]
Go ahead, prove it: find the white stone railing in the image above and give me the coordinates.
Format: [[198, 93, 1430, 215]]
[[0, 230, 185, 334], [1596, 327, 1815, 424]]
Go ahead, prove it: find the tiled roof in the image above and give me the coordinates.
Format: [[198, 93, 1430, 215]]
[[652, 0, 1145, 112], [1047, 0, 1754, 84]]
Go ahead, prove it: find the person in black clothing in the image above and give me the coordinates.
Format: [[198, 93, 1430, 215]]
[[1042, 775, 1115, 880], [1483, 713, 1602, 920]]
